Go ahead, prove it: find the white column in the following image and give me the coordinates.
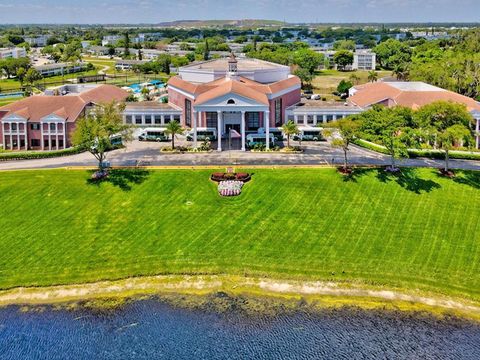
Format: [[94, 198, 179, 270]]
[[170, 115, 174, 123], [1, 122, 5, 150], [193, 110, 198, 148], [294, 115, 298, 125], [63, 122, 66, 149], [55, 123, 59, 150], [141, 114, 145, 126], [16, 123, 20, 151], [24, 122, 28, 150], [265, 111, 270, 150], [41, 123, 44, 150], [476, 119, 480, 149], [333, 115, 338, 121], [314, 115, 318, 125], [161, 115, 165, 125], [217, 111, 222, 151], [241, 111, 246, 151], [10, 132, 12, 150], [322, 115, 327, 124]]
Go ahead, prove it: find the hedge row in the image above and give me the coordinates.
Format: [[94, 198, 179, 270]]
[[0, 147, 85, 161], [352, 139, 480, 161]]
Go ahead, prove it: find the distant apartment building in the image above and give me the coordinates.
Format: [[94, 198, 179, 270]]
[[24, 35, 50, 47], [0, 47, 27, 59], [102, 35, 122, 46], [115, 60, 148, 71], [315, 50, 376, 71], [34, 62, 88, 77], [352, 50, 376, 70]]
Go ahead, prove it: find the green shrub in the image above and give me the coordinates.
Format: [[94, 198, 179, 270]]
[[0, 147, 84, 161], [353, 138, 480, 160]]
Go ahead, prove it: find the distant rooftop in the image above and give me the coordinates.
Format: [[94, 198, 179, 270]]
[[181, 58, 286, 72], [387, 82, 446, 92]]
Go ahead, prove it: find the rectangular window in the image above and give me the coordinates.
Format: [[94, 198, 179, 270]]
[[135, 115, 142, 125], [185, 99, 192, 127], [11, 123, 17, 131], [173, 115, 180, 123], [44, 139, 49, 148], [154, 115, 162, 124], [145, 115, 152, 124], [206, 112, 218, 128], [274, 98, 282, 126], [326, 115, 334, 122], [297, 115, 305, 125], [30, 123, 41, 130], [307, 115, 314, 125], [51, 139, 56, 148], [288, 115, 295, 123], [59, 139, 64, 148], [164, 116, 171, 124], [50, 123, 56, 131], [246, 112, 260, 130], [31, 139, 40, 147], [125, 115, 132, 124]]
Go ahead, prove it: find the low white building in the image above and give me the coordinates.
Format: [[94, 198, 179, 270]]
[[34, 62, 87, 77], [0, 47, 27, 59], [123, 102, 182, 127], [102, 35, 122, 46]]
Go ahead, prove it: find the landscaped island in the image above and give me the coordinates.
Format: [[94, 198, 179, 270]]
[[0, 168, 479, 315]]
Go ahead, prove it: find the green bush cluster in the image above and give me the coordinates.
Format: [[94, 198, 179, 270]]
[[353, 139, 480, 160], [0, 147, 84, 161]]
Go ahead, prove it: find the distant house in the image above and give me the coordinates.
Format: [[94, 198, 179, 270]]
[[349, 81, 480, 148], [0, 84, 128, 151]]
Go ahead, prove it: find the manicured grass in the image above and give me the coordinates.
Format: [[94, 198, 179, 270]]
[[312, 69, 390, 99], [0, 97, 24, 107], [0, 168, 478, 301]]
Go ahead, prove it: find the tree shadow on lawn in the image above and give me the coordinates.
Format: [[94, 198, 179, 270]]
[[87, 168, 150, 191], [343, 167, 441, 194], [450, 170, 480, 190]]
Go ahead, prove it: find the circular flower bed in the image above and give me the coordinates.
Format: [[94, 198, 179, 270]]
[[218, 180, 244, 197]]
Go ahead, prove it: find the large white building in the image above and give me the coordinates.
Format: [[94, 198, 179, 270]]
[[0, 47, 27, 59]]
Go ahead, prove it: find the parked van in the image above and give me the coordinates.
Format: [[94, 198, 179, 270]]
[[186, 127, 217, 141], [138, 128, 169, 142], [246, 133, 275, 148], [258, 127, 283, 141], [293, 127, 324, 141]]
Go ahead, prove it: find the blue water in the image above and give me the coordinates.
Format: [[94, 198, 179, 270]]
[[0, 92, 23, 99], [0, 299, 479, 359]]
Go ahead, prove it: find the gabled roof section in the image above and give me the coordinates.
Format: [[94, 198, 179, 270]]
[[0, 85, 129, 123], [194, 79, 269, 105], [168, 74, 300, 103]]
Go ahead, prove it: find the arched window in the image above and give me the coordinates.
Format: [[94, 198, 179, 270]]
[[227, 99, 235, 105]]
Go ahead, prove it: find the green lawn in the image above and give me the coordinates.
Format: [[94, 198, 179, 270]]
[[0, 168, 479, 300]]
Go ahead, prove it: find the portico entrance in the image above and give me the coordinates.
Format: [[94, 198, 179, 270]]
[[193, 104, 270, 152]]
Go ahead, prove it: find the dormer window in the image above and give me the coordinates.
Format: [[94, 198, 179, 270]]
[[227, 99, 235, 105]]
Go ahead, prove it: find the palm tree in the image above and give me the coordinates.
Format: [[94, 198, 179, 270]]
[[281, 120, 299, 148], [165, 121, 184, 150], [367, 70, 378, 83]]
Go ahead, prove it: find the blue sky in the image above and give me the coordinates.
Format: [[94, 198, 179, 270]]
[[0, 0, 479, 24]]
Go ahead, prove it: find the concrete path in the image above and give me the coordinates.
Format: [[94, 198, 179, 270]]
[[0, 140, 479, 171]]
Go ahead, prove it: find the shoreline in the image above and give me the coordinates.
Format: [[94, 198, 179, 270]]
[[1, 275, 479, 321]]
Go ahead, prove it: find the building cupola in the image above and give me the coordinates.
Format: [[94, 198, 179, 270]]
[[226, 52, 239, 80]]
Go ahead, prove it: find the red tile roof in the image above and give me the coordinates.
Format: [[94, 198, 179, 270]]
[[349, 82, 480, 112], [0, 85, 128, 122], [167, 75, 300, 105]]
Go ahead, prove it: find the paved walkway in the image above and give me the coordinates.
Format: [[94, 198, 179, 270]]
[[0, 141, 479, 171]]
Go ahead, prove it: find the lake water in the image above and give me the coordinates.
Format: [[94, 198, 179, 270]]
[[0, 299, 479, 359]]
